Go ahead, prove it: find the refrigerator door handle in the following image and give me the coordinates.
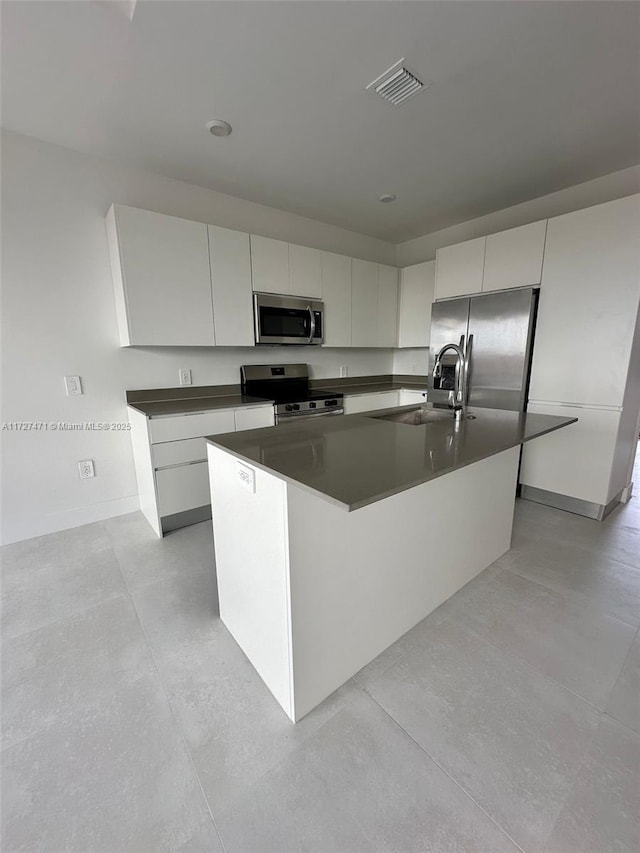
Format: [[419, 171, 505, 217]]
[[456, 334, 466, 403], [464, 334, 473, 404]]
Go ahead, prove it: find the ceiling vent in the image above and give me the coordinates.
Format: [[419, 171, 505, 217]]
[[366, 58, 428, 106]]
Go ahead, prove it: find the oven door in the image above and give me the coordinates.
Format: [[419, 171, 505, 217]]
[[254, 293, 323, 345]]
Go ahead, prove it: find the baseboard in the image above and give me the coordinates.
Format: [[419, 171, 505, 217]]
[[520, 485, 622, 521], [0, 495, 140, 546], [161, 504, 212, 534]]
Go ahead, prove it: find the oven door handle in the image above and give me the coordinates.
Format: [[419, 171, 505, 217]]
[[307, 306, 316, 343]]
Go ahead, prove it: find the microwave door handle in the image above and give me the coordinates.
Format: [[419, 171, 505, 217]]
[[307, 306, 316, 343]]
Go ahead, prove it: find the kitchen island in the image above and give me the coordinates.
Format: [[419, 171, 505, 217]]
[[206, 404, 576, 722]]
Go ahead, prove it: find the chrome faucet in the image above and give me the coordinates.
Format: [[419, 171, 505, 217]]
[[433, 342, 466, 419]]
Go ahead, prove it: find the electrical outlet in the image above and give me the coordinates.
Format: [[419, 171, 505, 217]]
[[64, 375, 83, 396], [237, 463, 255, 493], [179, 368, 192, 386], [339, 365, 348, 378], [78, 459, 95, 479]]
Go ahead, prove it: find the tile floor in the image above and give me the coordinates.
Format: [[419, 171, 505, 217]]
[[2, 449, 639, 852]]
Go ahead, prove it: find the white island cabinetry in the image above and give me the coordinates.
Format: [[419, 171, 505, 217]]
[[208, 440, 521, 721]]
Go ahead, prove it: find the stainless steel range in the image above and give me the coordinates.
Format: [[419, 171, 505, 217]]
[[240, 364, 344, 424]]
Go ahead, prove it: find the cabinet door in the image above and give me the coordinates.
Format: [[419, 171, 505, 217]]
[[528, 195, 640, 408], [106, 204, 214, 346], [520, 403, 620, 506], [156, 462, 211, 517], [289, 244, 322, 298], [250, 235, 290, 294], [398, 261, 435, 348], [351, 259, 378, 347], [435, 237, 486, 300], [343, 391, 399, 414], [377, 265, 399, 348], [483, 220, 547, 292], [321, 252, 352, 347], [208, 226, 255, 346], [234, 406, 275, 431]]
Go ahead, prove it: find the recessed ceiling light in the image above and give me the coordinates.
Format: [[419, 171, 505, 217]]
[[206, 120, 232, 137], [378, 193, 397, 204]]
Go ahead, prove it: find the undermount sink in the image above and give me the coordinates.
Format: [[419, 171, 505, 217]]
[[372, 406, 475, 426]]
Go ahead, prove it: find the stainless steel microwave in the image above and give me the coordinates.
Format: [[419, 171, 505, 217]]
[[253, 293, 324, 345]]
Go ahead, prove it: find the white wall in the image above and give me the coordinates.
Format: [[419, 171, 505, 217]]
[[396, 165, 640, 266], [0, 130, 395, 545], [392, 348, 429, 376]]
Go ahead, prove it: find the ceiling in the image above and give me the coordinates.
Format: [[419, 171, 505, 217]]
[[2, 0, 639, 242]]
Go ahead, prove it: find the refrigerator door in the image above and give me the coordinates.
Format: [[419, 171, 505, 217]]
[[467, 288, 538, 411], [427, 297, 470, 405]]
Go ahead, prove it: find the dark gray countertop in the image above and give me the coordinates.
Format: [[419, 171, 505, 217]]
[[205, 405, 577, 511], [126, 375, 428, 416], [127, 394, 273, 417]]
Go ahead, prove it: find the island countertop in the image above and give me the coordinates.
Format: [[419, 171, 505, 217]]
[[205, 405, 577, 511]]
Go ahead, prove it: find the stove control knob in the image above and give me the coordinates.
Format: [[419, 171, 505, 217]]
[[293, 404, 300, 411], [326, 399, 337, 407], [285, 404, 294, 412], [309, 402, 316, 409]]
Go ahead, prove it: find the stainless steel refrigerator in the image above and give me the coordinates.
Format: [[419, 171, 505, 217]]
[[428, 287, 539, 412]]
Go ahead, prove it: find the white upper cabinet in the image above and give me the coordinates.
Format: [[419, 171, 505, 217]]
[[208, 225, 254, 347], [106, 204, 215, 346], [483, 220, 547, 292], [435, 237, 486, 300], [289, 244, 322, 298], [351, 259, 379, 347], [321, 251, 352, 347], [250, 235, 290, 294], [398, 261, 435, 348], [528, 194, 640, 408], [377, 265, 399, 348]]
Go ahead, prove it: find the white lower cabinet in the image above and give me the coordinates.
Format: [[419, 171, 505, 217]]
[[130, 403, 274, 536], [234, 405, 276, 431], [149, 409, 235, 443], [343, 391, 400, 414], [520, 403, 621, 507], [156, 462, 211, 517], [398, 389, 427, 406], [152, 437, 207, 468]]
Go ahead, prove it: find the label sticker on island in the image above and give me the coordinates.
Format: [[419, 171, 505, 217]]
[[237, 462, 256, 494]]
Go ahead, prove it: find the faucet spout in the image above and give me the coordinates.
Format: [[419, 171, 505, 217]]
[[433, 342, 467, 412]]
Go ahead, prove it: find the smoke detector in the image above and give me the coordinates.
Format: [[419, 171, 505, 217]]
[[206, 119, 232, 137], [366, 58, 429, 106]]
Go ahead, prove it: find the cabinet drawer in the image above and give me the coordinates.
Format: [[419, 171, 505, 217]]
[[152, 437, 206, 469], [343, 391, 400, 415], [234, 406, 275, 431], [156, 461, 211, 517], [398, 389, 427, 406], [149, 409, 235, 443]]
